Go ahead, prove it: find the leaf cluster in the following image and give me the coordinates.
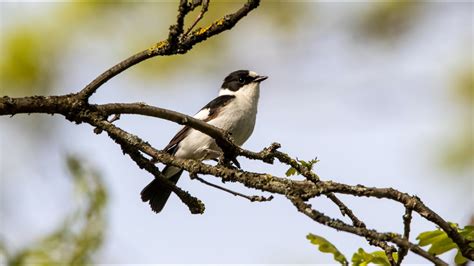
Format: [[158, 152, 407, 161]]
[[285, 158, 319, 177]]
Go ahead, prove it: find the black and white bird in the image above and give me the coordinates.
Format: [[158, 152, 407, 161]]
[[141, 70, 268, 213]]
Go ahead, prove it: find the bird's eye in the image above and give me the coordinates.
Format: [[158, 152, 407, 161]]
[[238, 77, 245, 83]]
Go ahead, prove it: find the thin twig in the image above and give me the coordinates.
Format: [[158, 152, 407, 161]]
[[397, 207, 413, 265], [326, 194, 366, 228], [191, 173, 273, 202], [93, 114, 121, 134], [184, 0, 210, 36], [168, 0, 190, 47], [326, 193, 396, 264]]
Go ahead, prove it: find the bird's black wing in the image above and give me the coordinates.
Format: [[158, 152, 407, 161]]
[[163, 94, 236, 153], [200, 94, 235, 121]]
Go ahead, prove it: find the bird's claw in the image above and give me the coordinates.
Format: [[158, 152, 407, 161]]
[[231, 157, 241, 169]]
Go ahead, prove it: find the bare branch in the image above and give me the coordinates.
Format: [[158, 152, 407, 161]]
[[288, 196, 448, 266], [96, 102, 237, 154], [184, 0, 210, 36], [168, 0, 190, 47], [397, 207, 413, 265], [181, 0, 261, 51], [325, 194, 366, 228], [77, 0, 261, 101]]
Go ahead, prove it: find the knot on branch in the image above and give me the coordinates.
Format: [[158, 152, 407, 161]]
[[1, 96, 15, 114], [260, 142, 282, 163]]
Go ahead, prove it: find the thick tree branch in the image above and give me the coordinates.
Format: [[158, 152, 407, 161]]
[[1, 94, 472, 261], [97, 103, 237, 155]]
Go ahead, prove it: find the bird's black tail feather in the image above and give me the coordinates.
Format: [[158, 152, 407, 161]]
[[141, 166, 183, 213]]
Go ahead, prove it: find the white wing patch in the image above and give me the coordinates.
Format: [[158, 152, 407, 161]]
[[193, 108, 210, 120]]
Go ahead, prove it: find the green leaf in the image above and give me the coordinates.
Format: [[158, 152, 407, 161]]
[[417, 230, 445, 246], [351, 248, 397, 266], [298, 158, 319, 171], [454, 250, 468, 265], [307, 233, 348, 265], [416, 224, 474, 263], [427, 237, 457, 255], [285, 157, 319, 177], [285, 167, 297, 177]]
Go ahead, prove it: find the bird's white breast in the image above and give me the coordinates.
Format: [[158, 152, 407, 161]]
[[175, 83, 260, 160]]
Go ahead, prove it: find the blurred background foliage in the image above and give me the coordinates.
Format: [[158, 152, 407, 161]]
[[357, 0, 422, 42], [0, 1, 472, 264], [441, 62, 473, 173], [0, 1, 304, 96], [0, 156, 107, 265]]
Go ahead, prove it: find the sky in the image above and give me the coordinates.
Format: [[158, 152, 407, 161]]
[[1, 1, 473, 264]]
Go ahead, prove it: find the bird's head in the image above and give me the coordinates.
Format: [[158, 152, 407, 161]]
[[219, 70, 267, 97]]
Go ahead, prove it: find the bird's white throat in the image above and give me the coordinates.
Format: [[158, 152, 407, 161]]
[[219, 82, 260, 104]]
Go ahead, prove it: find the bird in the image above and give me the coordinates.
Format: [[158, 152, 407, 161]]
[[141, 70, 268, 213]]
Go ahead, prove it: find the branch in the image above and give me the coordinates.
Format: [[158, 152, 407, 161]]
[[184, 0, 210, 36], [78, 0, 260, 101], [288, 196, 448, 265], [96, 103, 237, 155], [1, 95, 472, 261]]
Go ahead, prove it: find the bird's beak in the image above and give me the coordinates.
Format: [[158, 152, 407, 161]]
[[253, 75, 268, 83]]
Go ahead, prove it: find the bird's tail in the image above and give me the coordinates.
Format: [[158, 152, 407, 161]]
[[141, 165, 183, 213]]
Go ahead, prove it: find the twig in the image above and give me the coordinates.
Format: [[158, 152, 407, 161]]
[[109, 114, 121, 123], [94, 114, 120, 134], [397, 207, 413, 265], [326, 194, 366, 228], [326, 194, 396, 264], [180, 0, 261, 51], [184, 0, 210, 36], [168, 0, 190, 47], [191, 173, 273, 202]]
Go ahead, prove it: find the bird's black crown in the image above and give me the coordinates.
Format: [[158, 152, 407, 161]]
[[221, 70, 257, 91]]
